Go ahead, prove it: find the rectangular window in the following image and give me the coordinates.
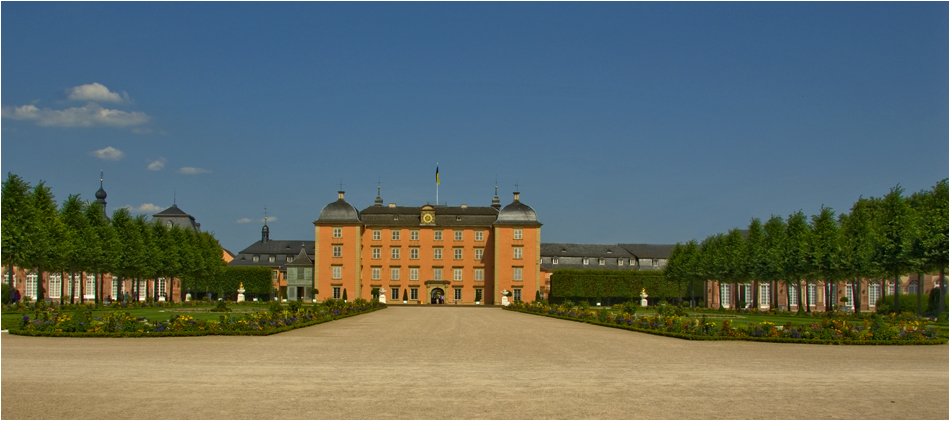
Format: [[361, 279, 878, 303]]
[[743, 284, 752, 308], [391, 288, 400, 301], [789, 284, 799, 306], [845, 282, 854, 307], [454, 248, 463, 260], [434, 230, 443, 241], [433, 268, 443, 281], [287, 256, 293, 262], [454, 288, 462, 301], [513, 247, 523, 260], [552, 257, 559, 264], [618, 259, 624, 266], [454, 230, 463, 241], [268, 255, 275, 263], [332, 266, 342, 279], [454, 268, 463, 281], [410, 268, 419, 281], [410, 230, 419, 241], [158, 278, 167, 297], [392, 230, 401, 241], [333, 287, 341, 299], [474, 268, 484, 281], [433, 248, 442, 260], [86, 275, 96, 298], [759, 283, 770, 306], [272, 270, 279, 281], [372, 267, 381, 280], [513, 268, 523, 281], [475, 248, 484, 261], [372, 230, 381, 241], [410, 288, 419, 300], [391, 268, 400, 281], [514, 289, 522, 302], [48, 274, 62, 298], [583, 258, 589, 265], [333, 228, 342, 238], [475, 231, 484, 242], [138, 280, 147, 300], [391, 248, 400, 259], [475, 288, 483, 302], [332, 246, 342, 258], [111, 279, 119, 299], [807, 284, 817, 307], [720, 284, 731, 308], [25, 273, 38, 298], [410, 247, 419, 259], [598, 258, 605, 265], [372, 247, 381, 259], [513, 229, 523, 240], [869, 282, 881, 307]]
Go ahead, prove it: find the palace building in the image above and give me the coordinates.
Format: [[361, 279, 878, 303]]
[[311, 189, 541, 305]]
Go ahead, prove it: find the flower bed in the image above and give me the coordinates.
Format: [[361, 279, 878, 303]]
[[8, 301, 385, 337], [505, 302, 944, 345]]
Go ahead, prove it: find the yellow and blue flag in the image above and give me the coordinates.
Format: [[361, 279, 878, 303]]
[[436, 165, 440, 185]]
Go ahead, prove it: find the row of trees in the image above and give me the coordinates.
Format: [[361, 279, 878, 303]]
[[665, 180, 948, 315], [1, 173, 228, 304]]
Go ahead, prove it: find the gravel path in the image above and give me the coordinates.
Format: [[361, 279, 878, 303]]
[[2, 307, 947, 419]]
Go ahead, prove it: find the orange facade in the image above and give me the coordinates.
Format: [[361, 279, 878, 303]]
[[313, 191, 541, 305]]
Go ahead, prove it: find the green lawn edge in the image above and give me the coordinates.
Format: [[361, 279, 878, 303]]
[[504, 307, 947, 345], [6, 306, 385, 338]]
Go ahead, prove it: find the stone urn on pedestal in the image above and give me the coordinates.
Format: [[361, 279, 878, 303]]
[[501, 289, 511, 307], [640, 288, 648, 307], [378, 288, 387, 304], [237, 283, 246, 303]]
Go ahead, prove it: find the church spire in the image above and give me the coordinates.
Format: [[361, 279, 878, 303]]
[[261, 207, 270, 243]]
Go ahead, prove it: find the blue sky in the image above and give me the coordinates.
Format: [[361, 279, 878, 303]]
[[2, 2, 947, 253]]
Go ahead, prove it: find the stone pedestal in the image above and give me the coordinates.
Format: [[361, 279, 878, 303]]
[[640, 290, 649, 307], [379, 288, 387, 304], [237, 289, 245, 303], [501, 296, 510, 306], [185, 293, 192, 302]]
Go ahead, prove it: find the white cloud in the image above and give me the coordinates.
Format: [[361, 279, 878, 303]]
[[236, 218, 252, 224], [124, 203, 164, 214], [90, 146, 125, 161], [147, 158, 166, 171], [179, 167, 211, 175], [1, 103, 149, 127], [66, 83, 129, 103]]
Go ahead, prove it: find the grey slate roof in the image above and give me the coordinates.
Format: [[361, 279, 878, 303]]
[[359, 205, 499, 227], [539, 242, 671, 271], [541, 243, 634, 258], [618, 243, 675, 259], [229, 240, 315, 272], [151, 204, 200, 231], [495, 196, 540, 225], [287, 244, 313, 267]]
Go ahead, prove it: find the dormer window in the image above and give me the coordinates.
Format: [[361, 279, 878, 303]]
[[252, 256, 260, 262], [456, 216, 462, 222], [598, 258, 605, 265], [552, 257, 558, 264], [582, 257, 589, 265], [618, 259, 624, 266], [268, 256, 275, 263], [287, 256, 293, 262]]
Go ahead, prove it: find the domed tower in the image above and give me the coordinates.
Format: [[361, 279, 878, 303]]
[[314, 191, 363, 303], [493, 192, 542, 305], [95, 171, 109, 219]]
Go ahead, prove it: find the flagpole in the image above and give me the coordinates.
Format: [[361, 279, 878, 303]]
[[436, 162, 439, 205]]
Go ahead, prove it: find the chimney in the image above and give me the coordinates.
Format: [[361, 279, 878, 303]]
[[389, 203, 396, 208]]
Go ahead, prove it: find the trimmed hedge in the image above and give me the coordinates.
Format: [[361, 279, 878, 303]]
[[550, 269, 677, 302], [504, 305, 945, 345], [218, 266, 273, 295]]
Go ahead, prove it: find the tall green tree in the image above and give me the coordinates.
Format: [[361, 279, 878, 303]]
[[24, 182, 64, 301], [1, 174, 33, 290], [839, 197, 882, 313], [85, 201, 116, 304], [875, 186, 918, 313], [745, 218, 765, 309], [699, 234, 726, 309], [112, 208, 145, 301], [785, 211, 812, 313], [59, 195, 93, 304], [762, 216, 787, 310], [722, 228, 749, 308], [133, 215, 159, 301], [810, 206, 844, 312], [909, 179, 948, 316]]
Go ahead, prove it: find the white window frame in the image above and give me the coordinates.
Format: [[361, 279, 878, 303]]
[[410, 268, 419, 281], [475, 248, 484, 260], [332, 266, 342, 280], [759, 283, 770, 307], [513, 229, 523, 240], [433, 268, 443, 281], [598, 258, 605, 265], [410, 248, 419, 259], [372, 230, 381, 241], [85, 275, 96, 298], [372, 267, 381, 281], [410, 230, 419, 241], [391, 248, 400, 259], [158, 277, 167, 298], [392, 230, 401, 241], [372, 247, 381, 260], [618, 259, 624, 266], [475, 231, 484, 242], [111, 279, 119, 299], [788, 284, 799, 306], [514, 247, 523, 260], [868, 282, 880, 307], [434, 231, 443, 241], [332, 246, 342, 258], [513, 268, 523, 281], [454, 230, 463, 241], [583, 258, 589, 265], [48, 274, 62, 298], [433, 248, 442, 260], [552, 257, 559, 264], [391, 288, 400, 301], [454, 268, 463, 282], [474, 268, 484, 282], [26, 273, 38, 298], [454, 248, 463, 260], [333, 287, 341, 299], [513, 289, 522, 301], [391, 268, 400, 281], [807, 284, 817, 308], [410, 288, 419, 300], [333, 228, 342, 238], [454, 288, 462, 301], [720, 283, 731, 308]]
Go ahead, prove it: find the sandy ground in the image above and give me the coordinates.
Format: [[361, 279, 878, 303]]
[[1, 307, 948, 420]]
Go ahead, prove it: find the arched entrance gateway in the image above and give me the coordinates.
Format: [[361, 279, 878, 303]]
[[430, 288, 445, 304]]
